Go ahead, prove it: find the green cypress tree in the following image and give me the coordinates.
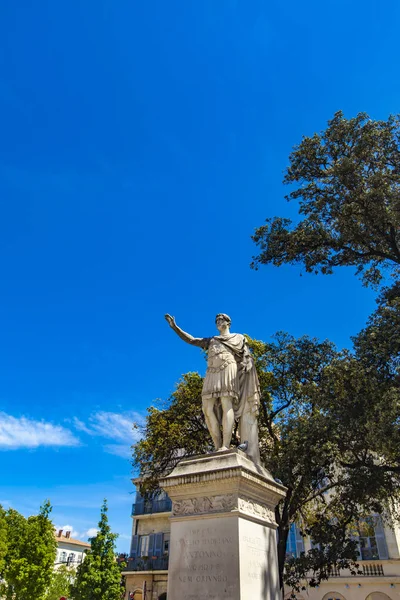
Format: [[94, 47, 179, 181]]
[[70, 500, 123, 600]]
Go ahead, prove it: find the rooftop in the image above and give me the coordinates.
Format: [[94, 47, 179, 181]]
[[54, 530, 91, 548]]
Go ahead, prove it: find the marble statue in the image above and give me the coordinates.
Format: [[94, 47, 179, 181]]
[[165, 313, 261, 465]]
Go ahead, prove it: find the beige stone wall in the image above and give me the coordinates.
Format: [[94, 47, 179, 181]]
[[124, 572, 168, 600], [294, 578, 400, 600], [285, 560, 400, 600], [385, 520, 400, 560], [136, 515, 170, 536]]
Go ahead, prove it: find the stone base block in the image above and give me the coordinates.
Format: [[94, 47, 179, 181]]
[[160, 449, 286, 600]]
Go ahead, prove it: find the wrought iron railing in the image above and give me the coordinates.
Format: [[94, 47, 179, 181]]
[[132, 498, 172, 516], [327, 562, 385, 578], [123, 556, 169, 571]]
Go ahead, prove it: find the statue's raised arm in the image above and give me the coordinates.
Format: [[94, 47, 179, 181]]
[[164, 314, 208, 348]]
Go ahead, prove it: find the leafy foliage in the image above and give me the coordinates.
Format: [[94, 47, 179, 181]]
[[353, 281, 400, 378], [0, 501, 57, 600], [252, 111, 400, 288], [70, 500, 124, 600], [45, 564, 75, 600], [0, 505, 7, 575]]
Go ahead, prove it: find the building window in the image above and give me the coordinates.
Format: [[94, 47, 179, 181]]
[[286, 523, 304, 558], [351, 516, 388, 560], [60, 551, 67, 563], [140, 535, 150, 557], [67, 552, 75, 565], [163, 533, 170, 554], [321, 593, 346, 600]]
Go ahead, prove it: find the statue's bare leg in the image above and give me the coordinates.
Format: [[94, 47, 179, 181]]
[[202, 397, 221, 450], [220, 396, 234, 450], [239, 409, 261, 465]]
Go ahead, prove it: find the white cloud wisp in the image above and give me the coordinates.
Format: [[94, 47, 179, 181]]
[[73, 411, 143, 458], [0, 412, 80, 450]]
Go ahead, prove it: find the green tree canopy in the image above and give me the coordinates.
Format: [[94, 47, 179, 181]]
[[45, 564, 75, 600], [0, 501, 57, 600], [132, 331, 400, 594], [251, 111, 400, 288], [353, 281, 400, 378], [70, 500, 123, 600], [0, 505, 7, 575]]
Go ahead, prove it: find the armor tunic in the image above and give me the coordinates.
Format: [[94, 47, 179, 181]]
[[190, 333, 260, 418], [202, 337, 240, 400]]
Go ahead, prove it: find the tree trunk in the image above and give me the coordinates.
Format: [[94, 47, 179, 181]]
[[277, 524, 289, 598]]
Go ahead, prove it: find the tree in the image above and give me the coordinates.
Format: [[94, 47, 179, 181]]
[[45, 564, 75, 600], [249, 109, 400, 593], [0, 501, 57, 600], [70, 500, 124, 600], [251, 111, 400, 288], [353, 281, 400, 378], [0, 505, 7, 575], [132, 333, 400, 594]]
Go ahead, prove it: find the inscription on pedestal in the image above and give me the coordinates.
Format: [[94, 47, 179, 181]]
[[242, 534, 267, 582], [238, 519, 279, 598], [168, 517, 239, 600]]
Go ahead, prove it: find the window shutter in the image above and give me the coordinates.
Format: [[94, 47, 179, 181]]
[[130, 535, 139, 557], [148, 533, 155, 557], [374, 516, 389, 560], [295, 524, 305, 556], [154, 533, 164, 557], [349, 534, 362, 560]]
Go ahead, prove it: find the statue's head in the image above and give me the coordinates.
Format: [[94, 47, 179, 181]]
[[215, 313, 231, 333]]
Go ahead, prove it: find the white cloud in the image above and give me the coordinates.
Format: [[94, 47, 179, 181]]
[[85, 527, 98, 538], [73, 411, 143, 458], [0, 413, 80, 450], [71, 417, 93, 435], [103, 443, 133, 459], [75, 411, 143, 442]]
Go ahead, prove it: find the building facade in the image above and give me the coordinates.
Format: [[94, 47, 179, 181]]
[[54, 529, 91, 570], [123, 487, 170, 600], [123, 487, 400, 600]]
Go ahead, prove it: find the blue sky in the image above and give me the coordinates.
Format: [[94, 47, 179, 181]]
[[0, 0, 399, 552]]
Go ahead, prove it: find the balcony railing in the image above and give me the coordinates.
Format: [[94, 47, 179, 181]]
[[362, 563, 385, 576], [132, 498, 172, 516], [56, 558, 83, 566], [123, 556, 169, 571], [327, 562, 385, 578]]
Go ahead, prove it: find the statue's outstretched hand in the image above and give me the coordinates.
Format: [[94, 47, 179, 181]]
[[165, 314, 176, 328]]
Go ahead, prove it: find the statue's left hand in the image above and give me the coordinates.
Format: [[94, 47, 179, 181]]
[[241, 360, 253, 372]]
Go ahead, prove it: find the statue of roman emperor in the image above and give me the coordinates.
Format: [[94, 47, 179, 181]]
[[165, 313, 261, 465]]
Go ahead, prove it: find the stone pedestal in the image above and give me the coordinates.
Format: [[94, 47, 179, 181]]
[[159, 449, 286, 600]]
